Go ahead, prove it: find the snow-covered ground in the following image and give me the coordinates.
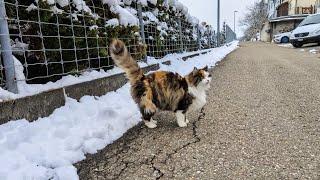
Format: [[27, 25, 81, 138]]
[[277, 43, 293, 48], [277, 43, 320, 54], [0, 42, 238, 180]]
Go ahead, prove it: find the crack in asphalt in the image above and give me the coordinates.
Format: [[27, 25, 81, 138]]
[[77, 109, 206, 179], [113, 161, 131, 179], [150, 151, 164, 179], [163, 108, 205, 164], [148, 108, 206, 179]]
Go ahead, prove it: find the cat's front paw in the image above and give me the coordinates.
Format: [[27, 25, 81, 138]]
[[144, 120, 157, 129], [151, 118, 158, 124], [185, 119, 189, 124], [177, 121, 188, 128]]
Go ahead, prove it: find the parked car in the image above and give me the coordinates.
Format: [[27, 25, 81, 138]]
[[290, 13, 320, 48], [273, 32, 291, 43]]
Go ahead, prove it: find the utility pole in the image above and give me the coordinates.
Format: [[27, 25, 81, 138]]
[[217, 0, 220, 47]]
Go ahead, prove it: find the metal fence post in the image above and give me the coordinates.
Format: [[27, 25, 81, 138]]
[[178, 18, 183, 52], [208, 31, 212, 48], [137, 3, 147, 62], [0, 0, 18, 93], [197, 24, 201, 50]]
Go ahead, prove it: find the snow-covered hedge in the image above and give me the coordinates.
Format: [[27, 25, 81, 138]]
[[2, 0, 215, 85]]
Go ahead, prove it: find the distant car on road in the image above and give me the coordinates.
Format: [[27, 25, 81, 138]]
[[290, 14, 320, 48], [273, 32, 291, 43]]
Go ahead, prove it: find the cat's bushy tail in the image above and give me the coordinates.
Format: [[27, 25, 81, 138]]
[[109, 39, 144, 84]]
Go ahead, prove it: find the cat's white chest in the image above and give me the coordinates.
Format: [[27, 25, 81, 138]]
[[188, 87, 207, 111]]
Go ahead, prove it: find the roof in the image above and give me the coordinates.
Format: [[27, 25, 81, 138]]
[[269, 14, 309, 22]]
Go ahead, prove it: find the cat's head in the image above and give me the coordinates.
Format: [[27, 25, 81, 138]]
[[187, 66, 212, 89]]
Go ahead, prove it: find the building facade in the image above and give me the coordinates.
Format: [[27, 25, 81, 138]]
[[261, 0, 319, 42]]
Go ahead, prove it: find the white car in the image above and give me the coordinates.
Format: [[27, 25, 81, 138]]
[[290, 13, 320, 48], [273, 32, 291, 43]]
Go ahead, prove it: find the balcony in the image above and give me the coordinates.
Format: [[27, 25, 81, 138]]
[[277, 2, 288, 17], [295, 6, 316, 15]]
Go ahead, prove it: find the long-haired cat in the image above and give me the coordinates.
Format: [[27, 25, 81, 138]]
[[109, 39, 211, 128]]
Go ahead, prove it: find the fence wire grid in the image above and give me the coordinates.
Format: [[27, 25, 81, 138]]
[[0, 0, 236, 93]]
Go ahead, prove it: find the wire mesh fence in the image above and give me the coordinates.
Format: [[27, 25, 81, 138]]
[[0, 56, 4, 87], [0, 0, 236, 93]]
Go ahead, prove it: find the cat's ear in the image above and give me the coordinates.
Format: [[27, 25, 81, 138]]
[[203, 65, 208, 71], [192, 67, 198, 75]]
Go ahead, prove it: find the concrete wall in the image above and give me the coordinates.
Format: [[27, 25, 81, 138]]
[[261, 22, 272, 42]]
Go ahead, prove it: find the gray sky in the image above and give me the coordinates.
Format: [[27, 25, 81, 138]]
[[180, 0, 258, 37]]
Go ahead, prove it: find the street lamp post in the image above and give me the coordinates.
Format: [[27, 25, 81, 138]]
[[217, 0, 220, 47], [234, 10, 238, 34], [233, 11, 238, 38]]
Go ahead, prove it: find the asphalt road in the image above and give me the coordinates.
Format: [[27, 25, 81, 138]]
[[76, 42, 320, 179]]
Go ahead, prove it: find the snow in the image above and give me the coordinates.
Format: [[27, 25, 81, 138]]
[[137, 0, 148, 6], [72, 0, 92, 14], [143, 11, 159, 23], [57, 0, 69, 7], [26, 4, 37, 12], [11, 39, 29, 56], [123, 0, 133, 5], [51, 6, 64, 14], [0, 41, 238, 180], [101, 0, 121, 6], [105, 18, 120, 27], [89, 25, 98, 31], [136, 0, 157, 6], [278, 43, 293, 48], [309, 49, 318, 54], [110, 5, 139, 27], [148, 0, 157, 6]]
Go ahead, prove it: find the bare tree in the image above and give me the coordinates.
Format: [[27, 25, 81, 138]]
[[240, 0, 268, 41]]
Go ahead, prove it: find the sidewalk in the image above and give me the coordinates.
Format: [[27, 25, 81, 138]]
[[76, 42, 320, 179]]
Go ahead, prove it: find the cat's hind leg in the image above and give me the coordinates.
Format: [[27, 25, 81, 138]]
[[140, 89, 158, 128]]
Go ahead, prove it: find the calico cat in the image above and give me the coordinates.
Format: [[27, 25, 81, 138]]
[[109, 39, 211, 128]]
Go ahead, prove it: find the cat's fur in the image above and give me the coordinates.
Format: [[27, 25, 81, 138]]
[[109, 39, 211, 128]]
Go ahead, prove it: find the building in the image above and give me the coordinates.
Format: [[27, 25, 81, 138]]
[[261, 0, 319, 42]]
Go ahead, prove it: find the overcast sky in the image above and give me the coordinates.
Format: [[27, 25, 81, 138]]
[[180, 0, 258, 37]]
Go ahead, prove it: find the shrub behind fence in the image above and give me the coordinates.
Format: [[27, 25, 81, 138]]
[[0, 0, 235, 93]]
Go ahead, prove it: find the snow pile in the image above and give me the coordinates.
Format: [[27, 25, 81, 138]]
[[309, 49, 318, 54], [0, 85, 140, 180], [278, 43, 293, 48], [160, 41, 239, 76], [0, 41, 239, 179]]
